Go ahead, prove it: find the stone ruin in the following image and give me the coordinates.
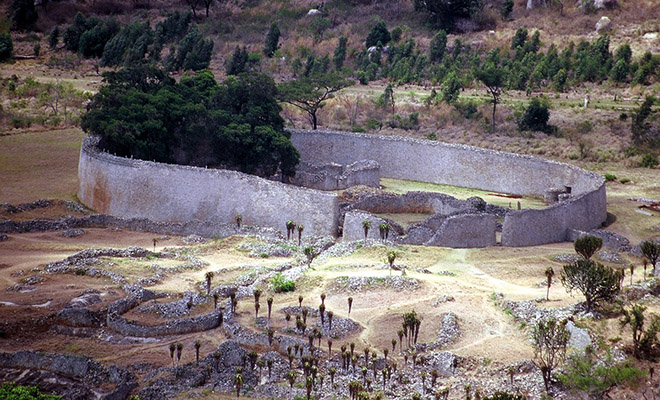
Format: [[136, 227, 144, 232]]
[[290, 160, 380, 191], [341, 191, 506, 248]]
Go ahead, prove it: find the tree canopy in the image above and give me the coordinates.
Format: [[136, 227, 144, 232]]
[[81, 66, 299, 178], [277, 72, 352, 130]]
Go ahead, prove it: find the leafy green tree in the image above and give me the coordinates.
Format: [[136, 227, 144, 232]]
[[475, 61, 505, 131], [500, 0, 513, 20], [10, 0, 37, 31], [82, 67, 299, 178], [263, 22, 280, 57], [277, 73, 352, 130], [333, 36, 348, 70], [0, 33, 12, 62], [48, 26, 59, 49], [545, 267, 554, 301], [519, 97, 554, 134], [165, 27, 214, 71], [227, 46, 248, 75], [532, 318, 570, 392], [511, 28, 528, 50], [428, 30, 447, 63], [365, 21, 390, 48], [621, 303, 660, 359], [560, 259, 621, 312], [0, 382, 61, 399], [440, 71, 462, 104], [413, 0, 481, 32], [640, 240, 660, 276], [377, 84, 395, 113], [101, 21, 154, 67], [631, 95, 658, 147], [574, 235, 603, 260], [78, 18, 119, 58]]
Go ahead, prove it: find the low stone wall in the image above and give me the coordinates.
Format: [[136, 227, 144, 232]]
[[292, 160, 380, 190], [425, 213, 497, 248], [348, 191, 482, 215], [78, 137, 338, 237], [0, 350, 136, 400], [290, 129, 607, 247], [107, 309, 224, 337], [343, 211, 398, 241]]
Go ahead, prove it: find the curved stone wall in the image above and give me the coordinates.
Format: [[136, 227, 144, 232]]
[[78, 130, 606, 247], [78, 137, 339, 237], [289, 129, 606, 247]]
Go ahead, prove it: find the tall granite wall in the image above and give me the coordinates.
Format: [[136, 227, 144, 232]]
[[289, 129, 607, 246], [78, 137, 339, 237]]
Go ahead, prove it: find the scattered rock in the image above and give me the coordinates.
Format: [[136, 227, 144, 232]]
[[433, 295, 455, 306], [182, 235, 206, 245], [595, 16, 612, 33], [0, 233, 8, 242], [61, 229, 85, 238], [307, 8, 321, 16], [566, 320, 592, 351], [594, 0, 617, 9], [331, 276, 420, 293]]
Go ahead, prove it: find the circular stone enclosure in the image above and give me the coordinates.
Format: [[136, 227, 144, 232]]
[[78, 130, 606, 247]]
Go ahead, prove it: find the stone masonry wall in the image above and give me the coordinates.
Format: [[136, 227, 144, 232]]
[[289, 129, 606, 246], [291, 160, 380, 190], [78, 137, 338, 237]]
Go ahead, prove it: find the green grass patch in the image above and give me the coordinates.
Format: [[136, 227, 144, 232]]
[[380, 178, 546, 209]]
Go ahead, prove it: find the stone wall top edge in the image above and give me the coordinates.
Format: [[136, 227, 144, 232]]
[[287, 128, 605, 188], [507, 181, 605, 216], [81, 136, 337, 200]]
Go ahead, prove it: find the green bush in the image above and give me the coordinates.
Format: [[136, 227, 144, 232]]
[[559, 353, 646, 395], [0, 33, 13, 62], [619, 178, 630, 184], [271, 272, 295, 293], [604, 173, 617, 182], [0, 382, 61, 399], [518, 97, 555, 134], [641, 154, 658, 168]]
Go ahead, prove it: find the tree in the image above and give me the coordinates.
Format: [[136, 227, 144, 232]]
[[82, 67, 299, 178], [333, 36, 348, 70], [632, 96, 659, 148], [0, 33, 13, 62], [365, 21, 390, 48], [532, 318, 570, 392], [519, 97, 555, 134], [377, 84, 395, 113], [287, 370, 297, 389], [348, 296, 353, 315], [641, 240, 660, 275], [475, 62, 505, 132], [277, 73, 352, 130], [227, 46, 249, 75], [574, 235, 603, 260], [429, 30, 447, 63], [201, 0, 214, 17], [10, 0, 37, 31], [560, 259, 621, 312], [205, 271, 214, 294], [303, 246, 317, 268], [297, 225, 304, 246], [500, 0, 513, 20], [387, 250, 396, 276], [362, 220, 372, 239], [194, 340, 201, 363], [440, 71, 462, 104], [620, 303, 660, 360], [48, 26, 59, 49], [185, 0, 201, 17], [412, 0, 481, 32], [545, 267, 554, 301], [234, 372, 243, 399], [263, 22, 280, 57]]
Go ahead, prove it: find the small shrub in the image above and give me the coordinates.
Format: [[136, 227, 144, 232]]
[[365, 118, 381, 130], [619, 112, 628, 121], [619, 178, 630, 184], [271, 272, 295, 293], [425, 132, 437, 140], [604, 173, 617, 182], [559, 352, 646, 395], [640, 154, 658, 168]]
